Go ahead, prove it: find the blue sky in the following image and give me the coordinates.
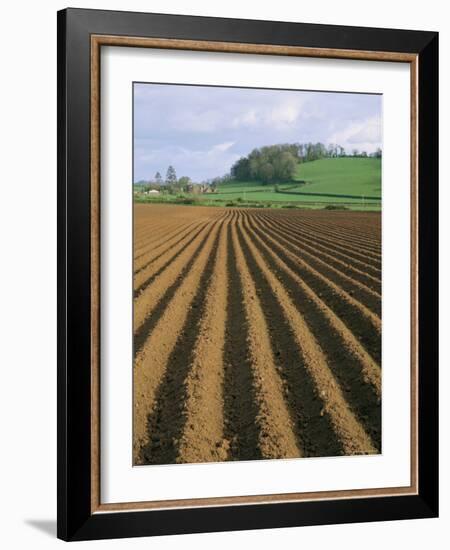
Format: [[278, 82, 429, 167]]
[[134, 83, 382, 183]]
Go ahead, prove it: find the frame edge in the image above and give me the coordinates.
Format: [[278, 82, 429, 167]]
[[57, 8, 439, 540]]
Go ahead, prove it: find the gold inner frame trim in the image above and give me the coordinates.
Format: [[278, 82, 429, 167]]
[[90, 34, 419, 514]]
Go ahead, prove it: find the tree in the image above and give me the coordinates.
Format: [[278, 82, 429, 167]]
[[231, 157, 250, 181], [249, 155, 260, 179], [279, 151, 297, 180], [154, 171, 162, 184], [178, 176, 191, 189], [166, 165, 177, 186], [229, 141, 349, 185], [260, 162, 274, 183]]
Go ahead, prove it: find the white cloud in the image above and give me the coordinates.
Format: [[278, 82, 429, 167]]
[[172, 110, 225, 133], [230, 98, 305, 130], [266, 98, 304, 128], [231, 109, 259, 128], [212, 141, 235, 152], [347, 117, 381, 144], [328, 116, 382, 153]]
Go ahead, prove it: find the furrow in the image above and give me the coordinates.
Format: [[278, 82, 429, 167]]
[[235, 220, 345, 457], [273, 212, 382, 263], [138, 229, 223, 465], [231, 218, 302, 460], [236, 214, 378, 455], [251, 215, 381, 363], [241, 212, 381, 448], [133, 220, 223, 463], [134, 210, 226, 259], [222, 221, 263, 461], [261, 213, 382, 269], [133, 223, 163, 246], [134, 221, 185, 257], [134, 220, 215, 331], [257, 215, 381, 299], [289, 209, 382, 237], [133, 223, 214, 357], [277, 214, 381, 255], [134, 219, 205, 273], [133, 216, 168, 241], [273, 211, 381, 248], [253, 215, 381, 330], [134, 208, 227, 259], [243, 213, 381, 391], [176, 220, 229, 464], [260, 213, 382, 277], [134, 221, 209, 295]]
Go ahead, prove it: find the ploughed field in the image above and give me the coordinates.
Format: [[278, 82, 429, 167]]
[[133, 204, 381, 465]]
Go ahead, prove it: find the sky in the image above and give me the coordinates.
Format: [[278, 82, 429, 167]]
[[133, 82, 382, 183]]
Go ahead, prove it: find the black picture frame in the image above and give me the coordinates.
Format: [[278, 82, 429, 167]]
[[57, 7, 438, 541]]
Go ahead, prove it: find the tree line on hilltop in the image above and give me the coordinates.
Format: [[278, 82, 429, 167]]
[[229, 142, 382, 184]]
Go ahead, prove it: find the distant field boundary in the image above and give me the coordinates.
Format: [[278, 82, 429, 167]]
[[133, 196, 381, 209], [213, 188, 266, 196], [210, 187, 381, 201], [277, 189, 381, 200]]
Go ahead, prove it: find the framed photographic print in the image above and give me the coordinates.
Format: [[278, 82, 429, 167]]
[[57, 8, 439, 541]]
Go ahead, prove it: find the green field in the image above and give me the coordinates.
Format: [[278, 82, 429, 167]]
[[212, 157, 381, 207], [292, 157, 381, 198], [134, 157, 381, 210]]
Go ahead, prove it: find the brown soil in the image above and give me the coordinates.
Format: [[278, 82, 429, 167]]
[[133, 204, 382, 465]]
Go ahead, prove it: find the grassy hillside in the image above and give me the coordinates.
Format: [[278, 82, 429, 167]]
[[211, 157, 381, 205], [292, 157, 381, 198]]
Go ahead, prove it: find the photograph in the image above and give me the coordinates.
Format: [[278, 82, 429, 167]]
[[54, 6, 439, 542], [132, 83, 383, 466]]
